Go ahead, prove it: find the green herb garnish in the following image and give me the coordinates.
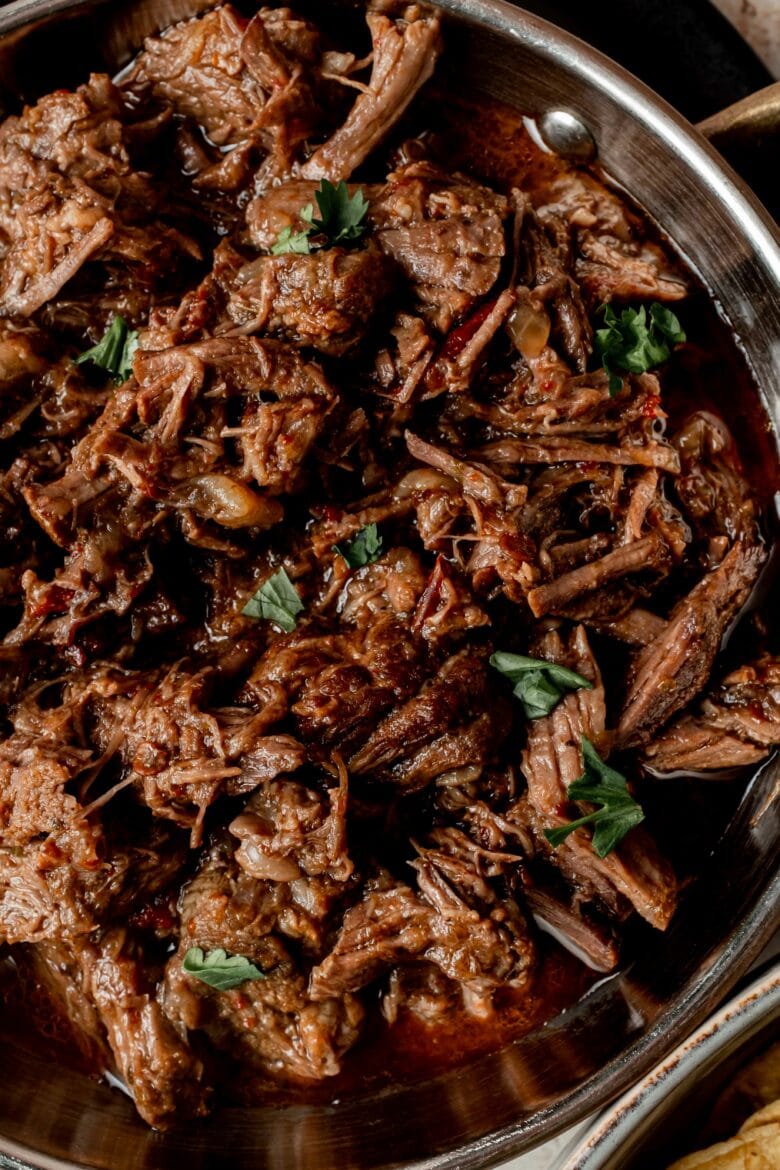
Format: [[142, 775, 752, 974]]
[[271, 225, 312, 256], [272, 179, 369, 255], [182, 947, 266, 991], [242, 567, 303, 632], [334, 523, 383, 569], [75, 314, 139, 384], [594, 302, 685, 396], [544, 737, 645, 858], [490, 651, 593, 720]]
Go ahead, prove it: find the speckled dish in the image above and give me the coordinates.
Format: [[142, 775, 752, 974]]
[[553, 961, 780, 1170]]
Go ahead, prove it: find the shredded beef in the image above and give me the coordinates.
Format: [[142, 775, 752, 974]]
[[643, 653, 780, 772], [0, 0, 772, 1130], [618, 541, 766, 746]]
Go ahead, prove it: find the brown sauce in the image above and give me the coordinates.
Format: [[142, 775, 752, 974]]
[[241, 941, 598, 1106]]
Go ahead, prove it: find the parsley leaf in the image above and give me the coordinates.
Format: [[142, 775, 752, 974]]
[[544, 737, 645, 858], [306, 179, 369, 244], [490, 651, 593, 720], [242, 567, 303, 633], [182, 947, 266, 991], [271, 225, 311, 256], [594, 302, 685, 396], [272, 179, 369, 255], [334, 523, 383, 569], [75, 314, 139, 384]]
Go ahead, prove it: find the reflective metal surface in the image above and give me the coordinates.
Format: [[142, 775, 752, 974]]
[[537, 109, 597, 162], [0, 1, 778, 1168], [553, 961, 780, 1169]]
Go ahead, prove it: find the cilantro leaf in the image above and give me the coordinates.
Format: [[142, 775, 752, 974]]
[[182, 947, 266, 991], [307, 179, 369, 244], [544, 737, 645, 858], [242, 567, 303, 632], [334, 523, 383, 569], [75, 314, 139, 384], [271, 225, 311, 256], [271, 179, 369, 255], [490, 651, 593, 719], [594, 301, 685, 396]]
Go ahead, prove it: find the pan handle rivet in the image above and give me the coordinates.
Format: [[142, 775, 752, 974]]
[[538, 109, 597, 162]]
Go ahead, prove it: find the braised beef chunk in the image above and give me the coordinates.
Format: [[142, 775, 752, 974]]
[[223, 240, 396, 354], [514, 625, 677, 929], [672, 411, 760, 562], [0, 0, 774, 1130], [0, 76, 200, 319], [75, 929, 209, 1127], [162, 834, 364, 1084], [309, 869, 534, 1015], [128, 5, 330, 189], [644, 654, 780, 773], [370, 162, 509, 332], [618, 541, 766, 747]]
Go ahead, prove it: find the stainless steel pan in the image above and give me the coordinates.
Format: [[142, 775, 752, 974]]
[[0, 1, 778, 1167]]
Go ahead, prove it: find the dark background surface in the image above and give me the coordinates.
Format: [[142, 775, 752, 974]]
[[515, 0, 773, 122]]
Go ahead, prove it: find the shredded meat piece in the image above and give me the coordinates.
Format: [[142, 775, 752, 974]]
[[371, 161, 509, 332], [672, 411, 760, 561], [524, 887, 620, 973], [618, 541, 766, 746], [0, 77, 199, 317], [644, 653, 780, 772], [309, 873, 533, 1011], [348, 647, 505, 780], [536, 171, 689, 306], [75, 929, 208, 1127], [224, 239, 395, 354], [120, 662, 306, 839], [301, 10, 442, 181], [528, 535, 670, 618], [162, 836, 364, 1083], [230, 763, 352, 882], [477, 435, 680, 473], [515, 626, 677, 929], [519, 196, 592, 372], [130, 4, 327, 185]]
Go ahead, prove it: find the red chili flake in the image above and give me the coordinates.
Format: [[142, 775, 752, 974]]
[[411, 556, 447, 633], [440, 297, 497, 360], [30, 584, 75, 618], [129, 901, 176, 933], [642, 394, 662, 418], [36, 839, 65, 870], [425, 366, 446, 393]]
